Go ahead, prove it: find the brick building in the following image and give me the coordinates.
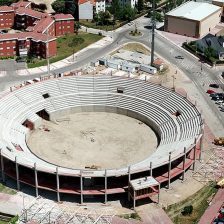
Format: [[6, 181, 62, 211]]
[[0, 6, 14, 29], [0, 0, 74, 58]]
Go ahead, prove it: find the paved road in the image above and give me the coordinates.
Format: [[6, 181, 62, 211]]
[[0, 16, 223, 130]]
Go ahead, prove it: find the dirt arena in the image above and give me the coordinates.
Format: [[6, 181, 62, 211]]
[[27, 112, 158, 169]]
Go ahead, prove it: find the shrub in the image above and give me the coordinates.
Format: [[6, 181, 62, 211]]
[[182, 205, 193, 216]]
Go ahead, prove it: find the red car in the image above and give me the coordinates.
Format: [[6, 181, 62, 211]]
[[207, 89, 216, 94]]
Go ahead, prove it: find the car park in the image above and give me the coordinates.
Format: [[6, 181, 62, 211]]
[[215, 100, 224, 105], [175, 55, 184, 59], [209, 83, 219, 88], [207, 89, 216, 94]]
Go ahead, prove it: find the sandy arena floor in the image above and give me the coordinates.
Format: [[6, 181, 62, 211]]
[[27, 112, 158, 169]]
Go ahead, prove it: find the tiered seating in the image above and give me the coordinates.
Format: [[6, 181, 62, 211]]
[[0, 75, 202, 177]]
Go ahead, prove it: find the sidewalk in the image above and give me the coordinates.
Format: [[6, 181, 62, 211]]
[[16, 35, 114, 76], [199, 188, 224, 224]]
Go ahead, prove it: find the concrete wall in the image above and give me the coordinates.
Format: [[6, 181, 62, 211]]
[[200, 9, 222, 37], [79, 2, 93, 20], [165, 15, 198, 37], [49, 105, 161, 142]]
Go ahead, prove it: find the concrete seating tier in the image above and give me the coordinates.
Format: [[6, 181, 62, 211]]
[[0, 75, 202, 177]]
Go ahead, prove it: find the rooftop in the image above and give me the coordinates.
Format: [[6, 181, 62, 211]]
[[0, 6, 14, 12], [33, 17, 54, 33], [16, 7, 48, 19], [53, 14, 74, 21], [166, 1, 221, 21], [11, 0, 31, 9], [0, 32, 56, 43]]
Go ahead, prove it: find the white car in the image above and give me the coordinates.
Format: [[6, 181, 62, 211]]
[[215, 100, 224, 105]]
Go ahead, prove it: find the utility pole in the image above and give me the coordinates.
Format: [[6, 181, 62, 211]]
[[47, 27, 50, 76], [150, 0, 155, 66]]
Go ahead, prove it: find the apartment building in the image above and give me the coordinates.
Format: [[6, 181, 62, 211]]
[[0, 1, 74, 58]]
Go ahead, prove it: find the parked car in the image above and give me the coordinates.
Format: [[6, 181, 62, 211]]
[[175, 55, 184, 59], [207, 89, 216, 94], [210, 93, 218, 97], [221, 72, 224, 79], [215, 100, 224, 105], [209, 83, 219, 88]]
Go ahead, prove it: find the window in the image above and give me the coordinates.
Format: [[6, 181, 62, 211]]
[[6, 47, 10, 49]]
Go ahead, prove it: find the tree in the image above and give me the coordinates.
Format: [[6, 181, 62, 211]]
[[98, 10, 111, 25], [39, 3, 47, 11], [204, 47, 216, 59], [123, 5, 136, 21], [52, 0, 66, 13], [137, 0, 144, 12], [74, 22, 80, 34], [110, 0, 122, 20]]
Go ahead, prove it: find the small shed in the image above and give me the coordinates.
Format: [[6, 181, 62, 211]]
[[129, 176, 160, 209], [99, 58, 107, 65], [153, 58, 164, 71], [140, 64, 157, 74]]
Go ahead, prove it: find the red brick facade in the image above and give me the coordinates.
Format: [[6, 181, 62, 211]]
[[0, 6, 14, 29], [0, 1, 74, 58]]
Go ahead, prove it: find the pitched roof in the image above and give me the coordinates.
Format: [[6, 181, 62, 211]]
[[32, 17, 54, 33], [16, 7, 48, 19], [11, 1, 31, 9], [166, 1, 221, 21], [0, 6, 14, 12], [53, 14, 74, 21], [0, 32, 56, 43], [78, 0, 95, 5]]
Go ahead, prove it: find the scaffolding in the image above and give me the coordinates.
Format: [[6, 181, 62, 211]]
[[192, 146, 224, 183], [19, 196, 115, 224]]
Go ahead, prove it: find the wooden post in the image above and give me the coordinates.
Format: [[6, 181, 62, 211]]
[[168, 152, 172, 189], [128, 166, 131, 201], [193, 138, 197, 170], [56, 167, 60, 202], [15, 157, 20, 190], [34, 163, 38, 197], [150, 162, 153, 177], [80, 170, 83, 204], [104, 169, 107, 204], [0, 149, 5, 183], [182, 147, 187, 181]]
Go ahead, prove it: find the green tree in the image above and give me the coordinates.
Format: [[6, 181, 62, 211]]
[[137, 0, 144, 12], [123, 5, 136, 21], [98, 10, 111, 25], [110, 0, 122, 20], [52, 0, 66, 13], [204, 47, 216, 59], [74, 22, 80, 34]]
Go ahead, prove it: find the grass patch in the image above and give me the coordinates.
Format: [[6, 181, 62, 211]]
[[27, 32, 103, 68], [0, 183, 16, 195], [120, 43, 149, 55], [119, 212, 141, 220], [165, 182, 217, 224], [80, 20, 125, 31]]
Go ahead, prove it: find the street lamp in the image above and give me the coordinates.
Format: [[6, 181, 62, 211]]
[[171, 74, 176, 90]]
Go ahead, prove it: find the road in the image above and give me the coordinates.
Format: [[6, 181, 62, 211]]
[[0, 16, 223, 130]]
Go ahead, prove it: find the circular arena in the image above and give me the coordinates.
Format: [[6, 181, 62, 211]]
[[0, 75, 203, 203]]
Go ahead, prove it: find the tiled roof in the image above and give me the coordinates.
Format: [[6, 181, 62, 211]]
[[33, 17, 54, 33], [78, 0, 95, 5], [0, 32, 56, 43], [53, 14, 74, 21], [0, 6, 14, 12], [11, 1, 31, 9], [16, 7, 48, 19]]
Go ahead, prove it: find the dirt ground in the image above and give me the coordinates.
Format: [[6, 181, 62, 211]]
[[27, 112, 157, 169]]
